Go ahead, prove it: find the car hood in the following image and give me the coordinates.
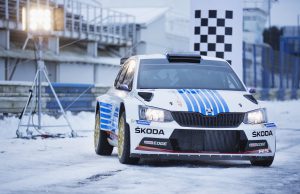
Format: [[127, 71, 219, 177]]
[[135, 89, 260, 115]]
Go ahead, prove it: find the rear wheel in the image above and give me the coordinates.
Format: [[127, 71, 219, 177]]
[[250, 156, 274, 167], [118, 111, 139, 164], [94, 109, 113, 155]]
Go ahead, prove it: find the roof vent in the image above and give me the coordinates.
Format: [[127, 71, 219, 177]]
[[166, 52, 201, 63]]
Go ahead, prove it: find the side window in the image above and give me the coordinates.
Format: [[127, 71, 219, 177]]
[[114, 70, 122, 87], [121, 60, 136, 90], [225, 74, 240, 89], [114, 63, 129, 87]]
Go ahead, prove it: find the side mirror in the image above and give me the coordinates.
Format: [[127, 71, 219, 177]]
[[118, 84, 130, 91], [120, 57, 128, 65], [248, 88, 256, 94]]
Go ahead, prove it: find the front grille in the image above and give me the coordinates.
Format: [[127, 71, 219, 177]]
[[170, 129, 247, 153], [171, 112, 245, 128]]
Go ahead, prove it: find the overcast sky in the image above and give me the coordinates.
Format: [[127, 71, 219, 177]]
[[271, 0, 300, 27]]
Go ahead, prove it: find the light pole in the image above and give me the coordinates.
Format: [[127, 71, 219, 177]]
[[17, 6, 76, 138]]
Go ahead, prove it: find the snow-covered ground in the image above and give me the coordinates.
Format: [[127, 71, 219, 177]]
[[0, 100, 299, 194]]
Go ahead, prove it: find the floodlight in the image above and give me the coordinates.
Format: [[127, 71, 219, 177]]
[[22, 7, 53, 33], [18, 6, 75, 138]]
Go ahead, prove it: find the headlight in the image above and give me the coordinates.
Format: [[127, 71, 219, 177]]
[[139, 106, 173, 122], [243, 108, 268, 124]]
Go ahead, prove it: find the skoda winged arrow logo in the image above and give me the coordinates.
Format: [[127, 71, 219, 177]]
[[206, 108, 213, 114]]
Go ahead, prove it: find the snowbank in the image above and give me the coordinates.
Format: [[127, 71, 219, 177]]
[[260, 100, 300, 129], [0, 100, 299, 139], [0, 112, 94, 139]]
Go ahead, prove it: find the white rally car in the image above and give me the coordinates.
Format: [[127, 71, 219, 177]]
[[94, 53, 276, 166]]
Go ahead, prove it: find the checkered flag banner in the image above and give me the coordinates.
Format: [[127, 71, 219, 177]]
[[190, 0, 243, 78]]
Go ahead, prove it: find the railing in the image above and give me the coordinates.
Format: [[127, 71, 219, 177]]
[[243, 40, 300, 99], [0, 0, 136, 46]]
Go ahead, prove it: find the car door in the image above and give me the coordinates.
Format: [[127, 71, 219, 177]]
[[98, 60, 136, 133]]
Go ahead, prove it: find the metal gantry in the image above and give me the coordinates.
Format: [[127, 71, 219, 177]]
[[0, 0, 136, 46]]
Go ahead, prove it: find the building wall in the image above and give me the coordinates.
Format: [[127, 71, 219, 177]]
[[10, 61, 36, 82], [95, 64, 120, 86], [56, 63, 94, 84], [137, 15, 189, 54], [0, 59, 5, 80], [140, 16, 168, 54], [243, 8, 267, 44]]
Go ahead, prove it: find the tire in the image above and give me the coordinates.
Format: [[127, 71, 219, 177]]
[[250, 156, 274, 167], [118, 111, 139, 164], [94, 108, 113, 155]]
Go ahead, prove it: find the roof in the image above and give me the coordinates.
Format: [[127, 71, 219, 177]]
[[135, 53, 227, 62], [111, 7, 169, 25]]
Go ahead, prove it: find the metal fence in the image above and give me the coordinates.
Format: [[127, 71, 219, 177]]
[[243, 39, 300, 99]]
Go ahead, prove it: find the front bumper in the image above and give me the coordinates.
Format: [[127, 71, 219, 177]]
[[131, 153, 274, 161], [129, 120, 276, 160]]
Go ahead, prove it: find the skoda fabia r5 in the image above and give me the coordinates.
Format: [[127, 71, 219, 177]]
[[93, 53, 276, 166]]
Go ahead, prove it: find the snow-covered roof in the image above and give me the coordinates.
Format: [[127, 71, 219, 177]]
[[111, 7, 169, 25]]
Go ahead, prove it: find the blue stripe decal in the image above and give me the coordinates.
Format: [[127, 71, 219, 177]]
[[185, 89, 199, 112], [100, 102, 112, 108], [100, 119, 111, 124], [207, 90, 224, 113], [100, 113, 111, 119], [196, 89, 212, 115], [177, 89, 193, 112], [213, 91, 229, 112], [100, 124, 111, 130], [203, 89, 218, 115], [191, 89, 205, 114], [100, 107, 111, 114], [264, 123, 276, 128]]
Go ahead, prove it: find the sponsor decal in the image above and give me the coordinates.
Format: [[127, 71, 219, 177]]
[[252, 130, 273, 137], [264, 123, 276, 128], [136, 120, 151, 125], [177, 100, 183, 107], [258, 149, 271, 153], [249, 142, 266, 148], [245, 140, 268, 151], [143, 140, 168, 146], [135, 127, 165, 135]]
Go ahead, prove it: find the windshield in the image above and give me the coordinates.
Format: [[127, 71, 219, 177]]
[[137, 59, 245, 91]]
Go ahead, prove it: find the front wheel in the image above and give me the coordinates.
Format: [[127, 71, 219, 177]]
[[250, 156, 274, 167], [94, 109, 113, 155], [118, 112, 139, 164]]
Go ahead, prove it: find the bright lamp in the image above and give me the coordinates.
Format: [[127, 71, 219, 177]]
[[22, 7, 53, 32]]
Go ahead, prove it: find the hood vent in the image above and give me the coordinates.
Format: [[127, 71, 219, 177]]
[[138, 92, 154, 102], [244, 94, 258, 104]]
